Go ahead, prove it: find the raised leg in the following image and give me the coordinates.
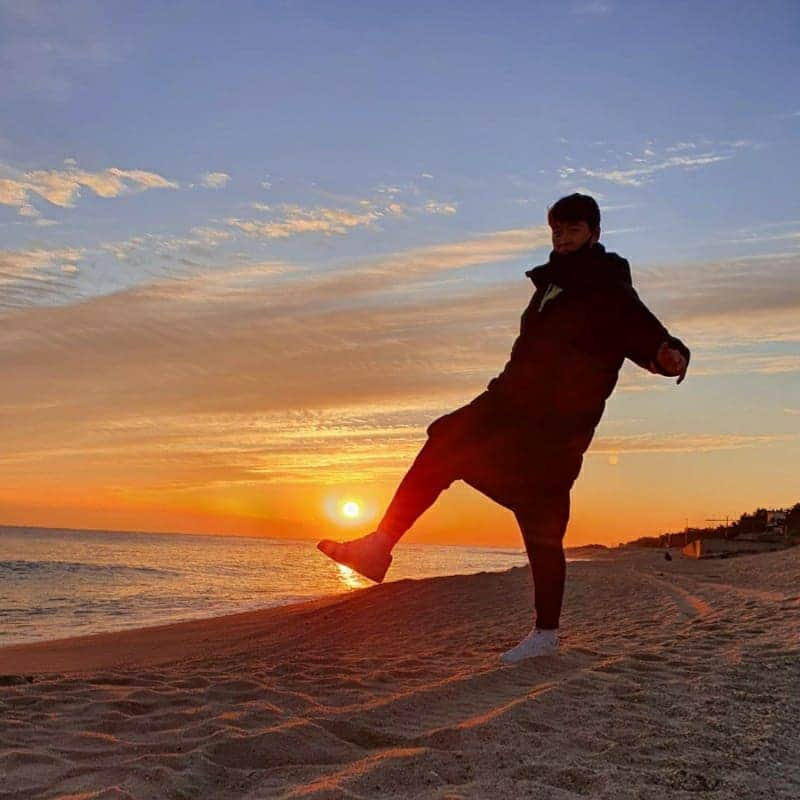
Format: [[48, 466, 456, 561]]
[[376, 434, 464, 547], [317, 424, 467, 581]]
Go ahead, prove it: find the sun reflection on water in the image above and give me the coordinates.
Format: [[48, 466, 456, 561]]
[[337, 563, 368, 589]]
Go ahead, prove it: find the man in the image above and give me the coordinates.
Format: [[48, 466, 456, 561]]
[[318, 194, 689, 662]]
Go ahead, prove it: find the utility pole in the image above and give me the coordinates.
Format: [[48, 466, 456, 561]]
[[706, 516, 730, 538]]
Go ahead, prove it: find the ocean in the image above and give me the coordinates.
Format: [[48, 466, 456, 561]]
[[0, 525, 545, 647]]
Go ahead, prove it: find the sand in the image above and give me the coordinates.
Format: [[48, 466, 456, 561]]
[[1, 546, 798, 799]]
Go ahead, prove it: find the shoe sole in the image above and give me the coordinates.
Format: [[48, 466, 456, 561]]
[[500, 648, 558, 664]]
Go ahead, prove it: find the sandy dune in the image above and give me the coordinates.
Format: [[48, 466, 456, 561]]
[[1, 547, 798, 799]]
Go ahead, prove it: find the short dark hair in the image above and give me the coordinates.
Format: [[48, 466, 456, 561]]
[[547, 193, 601, 230]]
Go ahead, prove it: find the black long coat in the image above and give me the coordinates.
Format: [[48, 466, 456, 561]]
[[424, 243, 688, 511]]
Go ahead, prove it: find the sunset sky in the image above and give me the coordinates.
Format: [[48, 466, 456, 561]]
[[1, 1, 798, 547]]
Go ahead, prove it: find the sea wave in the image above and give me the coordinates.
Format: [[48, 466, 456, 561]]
[[0, 559, 180, 578]]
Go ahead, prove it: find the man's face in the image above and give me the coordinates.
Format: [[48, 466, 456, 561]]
[[550, 219, 599, 254]]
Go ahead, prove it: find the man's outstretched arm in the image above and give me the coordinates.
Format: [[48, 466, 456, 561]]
[[616, 286, 691, 384]]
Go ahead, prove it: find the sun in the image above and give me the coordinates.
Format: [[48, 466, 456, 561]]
[[342, 500, 360, 519], [324, 493, 375, 526]]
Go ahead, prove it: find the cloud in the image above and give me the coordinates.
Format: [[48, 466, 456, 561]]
[[634, 251, 800, 329], [690, 352, 800, 377], [187, 227, 234, 247], [728, 219, 800, 236], [0, 247, 83, 282], [625, 252, 800, 374], [99, 226, 233, 265], [200, 172, 231, 189], [138, 259, 304, 302], [0, 177, 28, 207], [0, 222, 550, 408], [423, 200, 458, 215], [728, 227, 800, 245], [565, 139, 749, 188], [0, 247, 83, 309], [0, 162, 179, 215], [125, 224, 550, 312], [17, 203, 40, 218], [2, 225, 797, 492], [225, 203, 386, 239], [665, 142, 698, 153], [581, 154, 731, 187], [572, 2, 611, 14], [589, 433, 791, 455]]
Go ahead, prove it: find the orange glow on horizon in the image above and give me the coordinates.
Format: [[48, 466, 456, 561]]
[[1, 446, 796, 550]]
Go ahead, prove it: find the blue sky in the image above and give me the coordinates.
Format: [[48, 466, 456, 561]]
[[0, 1, 798, 543]]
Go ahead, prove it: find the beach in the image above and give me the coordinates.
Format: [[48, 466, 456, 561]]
[[1, 546, 798, 799]]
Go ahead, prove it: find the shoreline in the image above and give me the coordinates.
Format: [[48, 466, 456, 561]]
[[0, 582, 366, 675], [0, 544, 785, 670], [0, 563, 542, 674], [3, 547, 797, 797], [0, 545, 610, 654], [0, 543, 773, 658]]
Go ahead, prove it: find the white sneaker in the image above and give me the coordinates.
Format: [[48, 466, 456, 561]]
[[500, 627, 559, 664]]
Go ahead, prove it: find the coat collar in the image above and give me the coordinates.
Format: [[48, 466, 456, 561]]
[[525, 242, 632, 290]]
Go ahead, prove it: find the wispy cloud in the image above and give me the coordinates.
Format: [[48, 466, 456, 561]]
[[563, 139, 751, 188], [687, 352, 800, 377], [0, 247, 84, 309], [200, 171, 231, 189], [0, 223, 550, 412], [0, 161, 179, 216], [100, 226, 233, 263], [635, 251, 800, 330], [225, 202, 389, 239], [590, 433, 791, 455], [423, 200, 458, 215], [2, 227, 797, 491], [665, 141, 698, 153], [728, 230, 800, 245], [0, 247, 83, 282], [582, 154, 731, 187], [572, 2, 611, 15]]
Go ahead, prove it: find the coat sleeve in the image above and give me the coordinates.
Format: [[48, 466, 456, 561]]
[[614, 285, 689, 375]]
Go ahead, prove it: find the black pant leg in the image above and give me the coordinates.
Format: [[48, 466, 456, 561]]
[[513, 490, 571, 630], [376, 429, 471, 546]]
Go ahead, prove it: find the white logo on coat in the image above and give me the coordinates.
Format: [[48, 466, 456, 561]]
[[538, 283, 563, 312]]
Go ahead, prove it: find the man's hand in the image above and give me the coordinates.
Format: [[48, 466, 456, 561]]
[[654, 340, 689, 384]]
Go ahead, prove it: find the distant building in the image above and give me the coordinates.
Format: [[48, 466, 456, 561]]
[[767, 510, 787, 529], [682, 537, 784, 559]]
